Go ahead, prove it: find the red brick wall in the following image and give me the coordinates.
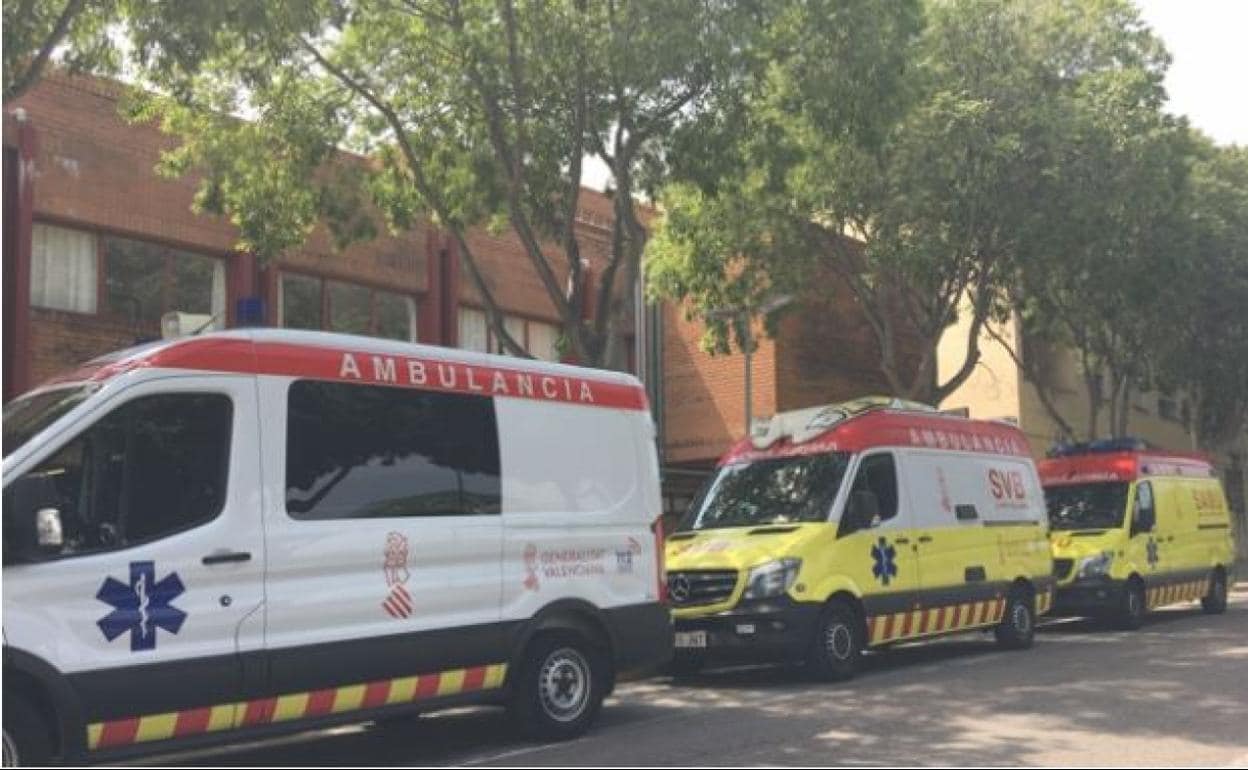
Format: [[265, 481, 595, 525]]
[[662, 303, 779, 466]]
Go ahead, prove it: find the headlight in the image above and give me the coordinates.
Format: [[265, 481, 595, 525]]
[[743, 558, 802, 600], [1076, 551, 1113, 579]]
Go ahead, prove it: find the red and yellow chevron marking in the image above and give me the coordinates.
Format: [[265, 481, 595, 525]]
[[86, 662, 508, 751], [1036, 588, 1054, 617], [866, 596, 1005, 646], [1146, 577, 1209, 610]]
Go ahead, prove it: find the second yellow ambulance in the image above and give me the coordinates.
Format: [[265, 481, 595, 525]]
[[665, 398, 1054, 680], [1042, 441, 1235, 629]]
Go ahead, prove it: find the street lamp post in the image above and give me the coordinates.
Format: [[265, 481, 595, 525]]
[[706, 294, 794, 435]]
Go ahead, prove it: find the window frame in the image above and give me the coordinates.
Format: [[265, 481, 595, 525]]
[[30, 219, 229, 327], [278, 269, 419, 342], [4, 390, 235, 563], [459, 305, 564, 362], [837, 450, 901, 538]]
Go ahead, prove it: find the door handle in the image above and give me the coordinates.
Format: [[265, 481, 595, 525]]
[[202, 550, 252, 566], [893, 537, 911, 545], [917, 535, 934, 544]]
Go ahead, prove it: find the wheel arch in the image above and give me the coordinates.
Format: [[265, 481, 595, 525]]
[[3, 646, 85, 761], [508, 599, 616, 695]]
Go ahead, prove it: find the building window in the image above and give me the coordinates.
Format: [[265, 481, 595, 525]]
[[104, 235, 225, 328], [459, 307, 562, 361], [527, 321, 561, 362], [278, 272, 418, 341], [458, 307, 489, 353], [31, 224, 225, 327], [31, 223, 98, 314], [285, 380, 500, 519]]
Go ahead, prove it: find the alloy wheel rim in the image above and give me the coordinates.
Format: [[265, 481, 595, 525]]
[[1012, 602, 1032, 635], [825, 621, 853, 660], [538, 648, 591, 723]]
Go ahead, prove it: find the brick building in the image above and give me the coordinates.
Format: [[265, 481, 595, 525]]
[[3, 74, 917, 517]]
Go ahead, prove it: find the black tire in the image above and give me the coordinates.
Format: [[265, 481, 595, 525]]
[[994, 587, 1036, 650], [805, 600, 863, 682], [508, 632, 607, 741], [2, 691, 54, 767], [1114, 579, 1146, 630], [1202, 570, 1228, 615]]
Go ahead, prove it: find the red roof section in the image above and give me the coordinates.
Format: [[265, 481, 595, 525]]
[[1038, 450, 1214, 487], [719, 409, 1031, 465], [35, 334, 648, 411]]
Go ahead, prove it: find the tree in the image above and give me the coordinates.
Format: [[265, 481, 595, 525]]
[[1158, 141, 1248, 450], [121, 0, 770, 369], [646, 0, 1172, 406], [3, 0, 118, 103]]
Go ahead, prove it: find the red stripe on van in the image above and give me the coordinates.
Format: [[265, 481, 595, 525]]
[[415, 673, 442, 700], [85, 337, 648, 411], [305, 688, 338, 717], [362, 680, 392, 710], [97, 717, 140, 749], [241, 697, 277, 726], [462, 666, 487, 692], [173, 706, 212, 737]]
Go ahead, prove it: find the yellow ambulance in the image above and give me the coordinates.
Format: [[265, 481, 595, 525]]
[[1041, 441, 1236, 629], [665, 398, 1054, 680]]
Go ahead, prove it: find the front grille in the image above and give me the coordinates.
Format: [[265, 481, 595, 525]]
[[667, 570, 738, 607], [1053, 558, 1074, 580]]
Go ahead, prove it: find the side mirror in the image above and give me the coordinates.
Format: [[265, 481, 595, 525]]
[[36, 508, 64, 549], [845, 490, 881, 533]]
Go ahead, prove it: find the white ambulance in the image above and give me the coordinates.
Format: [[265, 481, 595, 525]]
[[1, 329, 670, 765]]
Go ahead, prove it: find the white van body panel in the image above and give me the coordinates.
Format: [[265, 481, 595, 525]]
[[899, 449, 1047, 530]]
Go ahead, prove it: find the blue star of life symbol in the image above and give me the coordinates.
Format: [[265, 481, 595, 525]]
[[96, 561, 187, 652], [871, 536, 898, 586], [1146, 537, 1160, 569]]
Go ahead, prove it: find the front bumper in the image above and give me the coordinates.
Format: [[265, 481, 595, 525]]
[[672, 596, 821, 664], [1051, 578, 1125, 616]]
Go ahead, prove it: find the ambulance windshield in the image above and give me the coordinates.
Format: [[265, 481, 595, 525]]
[[1045, 482, 1129, 531], [2, 385, 96, 458], [682, 452, 851, 531]]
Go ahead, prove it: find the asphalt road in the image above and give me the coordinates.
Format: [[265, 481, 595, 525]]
[[139, 586, 1248, 767]]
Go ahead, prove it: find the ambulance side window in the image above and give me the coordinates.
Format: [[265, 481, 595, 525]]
[[3, 393, 233, 560], [285, 380, 501, 519], [839, 452, 899, 536]]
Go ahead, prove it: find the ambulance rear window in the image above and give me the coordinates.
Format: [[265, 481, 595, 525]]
[[285, 380, 501, 519]]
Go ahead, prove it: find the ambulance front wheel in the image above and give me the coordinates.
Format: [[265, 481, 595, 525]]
[[509, 631, 607, 741], [2, 692, 53, 767], [1201, 569, 1228, 615], [806, 600, 863, 682], [994, 587, 1036, 650], [1114, 578, 1146, 630]]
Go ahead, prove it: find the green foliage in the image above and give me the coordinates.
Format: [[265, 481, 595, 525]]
[[3, 0, 120, 103], [646, 0, 1203, 411], [115, 0, 770, 368]]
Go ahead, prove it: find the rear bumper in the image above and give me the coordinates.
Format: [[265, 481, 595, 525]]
[[672, 597, 821, 664], [1052, 579, 1125, 616]]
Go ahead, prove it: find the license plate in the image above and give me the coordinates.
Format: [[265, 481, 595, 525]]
[[675, 630, 707, 649]]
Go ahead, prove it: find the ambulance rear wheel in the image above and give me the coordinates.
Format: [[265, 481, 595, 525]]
[[2, 692, 53, 767], [1114, 579, 1146, 630], [509, 632, 607, 741], [1202, 570, 1228, 615], [806, 600, 863, 682], [994, 588, 1035, 650]]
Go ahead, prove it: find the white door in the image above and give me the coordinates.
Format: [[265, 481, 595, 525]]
[[257, 376, 504, 694], [1, 374, 265, 728]]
